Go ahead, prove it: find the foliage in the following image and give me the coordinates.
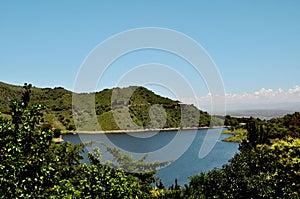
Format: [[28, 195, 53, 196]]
[[99, 143, 172, 195], [180, 137, 300, 198], [0, 82, 73, 131], [0, 84, 166, 198], [224, 115, 240, 130], [0, 84, 84, 198], [0, 82, 211, 132], [2, 82, 300, 198], [102, 143, 172, 173], [221, 128, 248, 142], [225, 112, 300, 144], [171, 114, 300, 198]]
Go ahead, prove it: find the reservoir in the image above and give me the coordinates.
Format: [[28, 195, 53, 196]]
[[63, 128, 239, 187]]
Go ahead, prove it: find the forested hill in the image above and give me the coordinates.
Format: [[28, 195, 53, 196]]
[[0, 82, 211, 131]]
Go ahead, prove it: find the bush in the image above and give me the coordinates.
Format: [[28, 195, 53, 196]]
[[0, 84, 164, 198], [53, 128, 61, 138]]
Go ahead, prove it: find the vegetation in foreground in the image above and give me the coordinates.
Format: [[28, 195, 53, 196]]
[[0, 84, 170, 198], [1, 84, 299, 198]]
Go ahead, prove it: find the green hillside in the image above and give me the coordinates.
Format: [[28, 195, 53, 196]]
[[0, 82, 211, 131]]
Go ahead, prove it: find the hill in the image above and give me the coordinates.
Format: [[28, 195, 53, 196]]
[[0, 82, 211, 131]]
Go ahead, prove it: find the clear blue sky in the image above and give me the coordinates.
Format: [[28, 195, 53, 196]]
[[1, 1, 300, 97]]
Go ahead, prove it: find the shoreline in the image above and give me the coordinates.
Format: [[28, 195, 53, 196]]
[[63, 126, 225, 135], [220, 128, 247, 143]]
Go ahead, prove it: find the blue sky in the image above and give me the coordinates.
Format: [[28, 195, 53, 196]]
[[1, 1, 300, 110]]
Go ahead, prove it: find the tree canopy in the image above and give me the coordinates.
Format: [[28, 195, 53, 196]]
[[0, 84, 166, 198], [1, 84, 299, 198]]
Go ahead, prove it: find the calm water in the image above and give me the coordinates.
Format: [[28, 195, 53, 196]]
[[63, 128, 239, 187]]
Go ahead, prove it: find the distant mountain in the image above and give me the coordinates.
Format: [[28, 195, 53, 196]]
[[0, 82, 211, 131], [226, 109, 298, 120]]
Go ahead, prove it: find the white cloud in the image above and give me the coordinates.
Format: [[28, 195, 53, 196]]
[[288, 86, 300, 95], [180, 86, 300, 113]]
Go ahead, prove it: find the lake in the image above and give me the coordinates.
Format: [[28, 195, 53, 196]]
[[63, 128, 239, 187]]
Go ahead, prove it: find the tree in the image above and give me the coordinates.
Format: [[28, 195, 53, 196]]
[[179, 139, 299, 198], [99, 143, 172, 194], [0, 84, 86, 197], [0, 84, 166, 198], [224, 115, 239, 130]]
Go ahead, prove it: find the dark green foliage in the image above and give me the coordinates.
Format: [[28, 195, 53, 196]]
[[0, 85, 85, 197], [53, 128, 61, 138], [2, 82, 299, 198], [180, 137, 300, 199], [267, 112, 300, 139], [224, 115, 239, 130], [102, 143, 171, 174], [49, 151, 154, 198], [99, 143, 172, 195], [0, 84, 167, 198], [173, 114, 300, 199], [244, 117, 269, 147]]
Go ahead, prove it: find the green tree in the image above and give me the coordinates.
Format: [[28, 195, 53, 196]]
[[0, 84, 167, 198], [0, 84, 85, 198], [179, 136, 299, 198]]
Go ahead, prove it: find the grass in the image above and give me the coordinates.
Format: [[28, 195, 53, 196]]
[[222, 128, 248, 143]]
